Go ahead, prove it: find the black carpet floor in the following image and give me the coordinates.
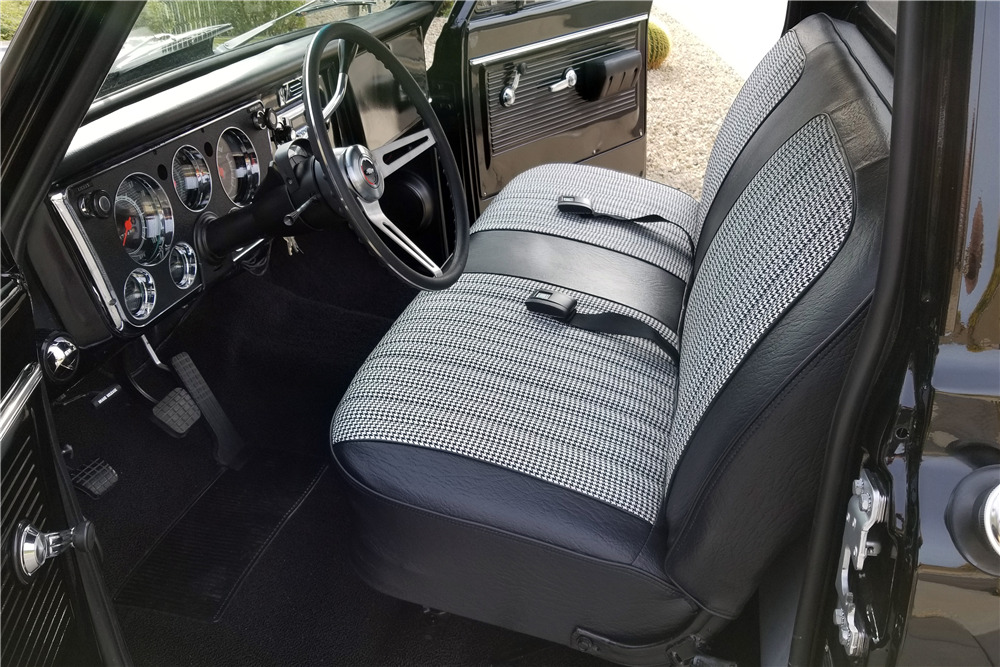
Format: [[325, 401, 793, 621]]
[[56, 233, 606, 666]]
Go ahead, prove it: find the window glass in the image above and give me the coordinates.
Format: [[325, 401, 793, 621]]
[[868, 1, 898, 31], [98, 0, 396, 98]]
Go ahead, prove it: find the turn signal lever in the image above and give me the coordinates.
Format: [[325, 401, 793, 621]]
[[194, 139, 334, 263]]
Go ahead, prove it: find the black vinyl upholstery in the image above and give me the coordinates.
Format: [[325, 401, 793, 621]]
[[330, 14, 892, 661]]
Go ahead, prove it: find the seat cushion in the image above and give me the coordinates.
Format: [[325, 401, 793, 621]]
[[471, 164, 699, 281], [331, 272, 698, 646], [332, 271, 679, 523]]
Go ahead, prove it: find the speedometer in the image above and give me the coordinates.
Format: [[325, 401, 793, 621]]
[[115, 173, 174, 266], [217, 128, 259, 205]]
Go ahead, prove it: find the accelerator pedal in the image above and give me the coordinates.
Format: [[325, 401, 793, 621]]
[[170, 352, 247, 469], [72, 459, 119, 499], [151, 387, 201, 438]]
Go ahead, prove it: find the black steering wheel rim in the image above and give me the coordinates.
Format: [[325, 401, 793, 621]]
[[303, 22, 469, 291]]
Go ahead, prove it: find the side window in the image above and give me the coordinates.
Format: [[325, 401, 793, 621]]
[[868, 1, 898, 32]]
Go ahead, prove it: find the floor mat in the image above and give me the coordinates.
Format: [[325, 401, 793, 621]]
[[115, 452, 326, 622]]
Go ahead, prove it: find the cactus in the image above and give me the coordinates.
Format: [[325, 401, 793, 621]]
[[647, 18, 672, 69]]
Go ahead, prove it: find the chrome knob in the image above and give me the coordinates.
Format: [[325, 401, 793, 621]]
[[549, 68, 578, 93], [12, 520, 97, 584], [42, 334, 78, 382]]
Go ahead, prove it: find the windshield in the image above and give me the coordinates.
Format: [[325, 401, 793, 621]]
[[97, 0, 389, 98]]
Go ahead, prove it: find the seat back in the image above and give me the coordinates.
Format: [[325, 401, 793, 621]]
[[660, 14, 893, 617]]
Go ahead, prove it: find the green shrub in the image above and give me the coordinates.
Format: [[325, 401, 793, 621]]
[[647, 18, 671, 69], [1, 1, 32, 41]]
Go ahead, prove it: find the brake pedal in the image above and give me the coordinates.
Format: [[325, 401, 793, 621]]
[[71, 459, 119, 499], [152, 387, 202, 438], [171, 352, 247, 469]]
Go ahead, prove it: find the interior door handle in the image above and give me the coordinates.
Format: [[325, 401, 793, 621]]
[[549, 68, 578, 92]]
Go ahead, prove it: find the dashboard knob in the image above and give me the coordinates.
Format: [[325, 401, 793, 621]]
[[93, 190, 112, 217]]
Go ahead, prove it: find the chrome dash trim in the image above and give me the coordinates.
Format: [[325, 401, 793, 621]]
[[1, 363, 42, 453], [468, 15, 648, 66], [49, 192, 125, 331]]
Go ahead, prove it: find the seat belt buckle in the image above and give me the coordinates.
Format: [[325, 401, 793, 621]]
[[526, 290, 577, 321], [557, 195, 595, 217]]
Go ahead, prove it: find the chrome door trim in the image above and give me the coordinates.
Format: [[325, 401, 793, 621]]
[[468, 14, 648, 67], [1, 362, 42, 454]]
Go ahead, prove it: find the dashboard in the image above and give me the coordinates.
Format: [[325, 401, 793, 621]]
[[34, 4, 433, 346], [51, 104, 273, 330]]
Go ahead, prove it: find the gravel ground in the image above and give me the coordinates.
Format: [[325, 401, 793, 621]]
[[425, 7, 745, 200], [645, 8, 745, 198]]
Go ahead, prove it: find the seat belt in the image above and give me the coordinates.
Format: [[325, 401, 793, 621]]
[[557, 195, 696, 257], [526, 290, 679, 364]]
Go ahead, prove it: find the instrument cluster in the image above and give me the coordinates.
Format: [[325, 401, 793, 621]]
[[52, 104, 271, 331]]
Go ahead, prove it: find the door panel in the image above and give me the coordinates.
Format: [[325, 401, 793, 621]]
[[430, 0, 652, 216], [474, 17, 645, 197], [1, 249, 129, 666]]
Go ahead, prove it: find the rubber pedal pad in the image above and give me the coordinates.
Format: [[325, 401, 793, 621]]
[[71, 458, 119, 499], [171, 352, 247, 469], [151, 387, 201, 438]]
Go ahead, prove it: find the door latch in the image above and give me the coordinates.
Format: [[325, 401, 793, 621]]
[[549, 67, 578, 92], [500, 63, 527, 107]]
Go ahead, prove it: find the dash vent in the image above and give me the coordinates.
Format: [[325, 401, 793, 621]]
[[277, 77, 303, 106]]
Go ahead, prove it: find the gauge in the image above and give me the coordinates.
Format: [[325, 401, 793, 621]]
[[115, 173, 174, 265], [172, 145, 212, 211], [168, 243, 198, 289], [217, 128, 259, 205], [123, 268, 156, 320]]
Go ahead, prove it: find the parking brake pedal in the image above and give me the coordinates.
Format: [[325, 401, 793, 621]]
[[170, 352, 247, 469], [152, 387, 202, 438]]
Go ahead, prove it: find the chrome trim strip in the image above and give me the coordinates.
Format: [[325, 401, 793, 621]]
[[1, 281, 25, 313], [468, 15, 648, 66], [233, 238, 266, 261], [1, 363, 42, 452], [49, 192, 125, 331]]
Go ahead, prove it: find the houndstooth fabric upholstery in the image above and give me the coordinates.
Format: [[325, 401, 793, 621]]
[[470, 31, 805, 282], [666, 115, 854, 482], [697, 31, 806, 228], [472, 164, 699, 280], [332, 272, 679, 523]]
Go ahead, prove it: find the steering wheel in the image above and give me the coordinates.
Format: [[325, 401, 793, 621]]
[[302, 22, 469, 290]]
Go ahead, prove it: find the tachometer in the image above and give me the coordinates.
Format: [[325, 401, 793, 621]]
[[172, 145, 212, 211], [115, 173, 174, 265], [217, 128, 259, 205]]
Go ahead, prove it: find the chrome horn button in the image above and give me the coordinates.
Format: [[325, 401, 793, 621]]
[[342, 145, 384, 202]]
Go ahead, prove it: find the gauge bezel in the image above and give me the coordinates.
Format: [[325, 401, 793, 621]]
[[217, 127, 260, 206], [171, 145, 213, 212], [168, 243, 199, 290], [123, 268, 157, 321], [115, 172, 175, 266]]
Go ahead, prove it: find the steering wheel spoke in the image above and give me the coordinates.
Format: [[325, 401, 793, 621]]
[[371, 128, 436, 179], [360, 200, 442, 277], [324, 40, 359, 120], [303, 23, 468, 290]]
